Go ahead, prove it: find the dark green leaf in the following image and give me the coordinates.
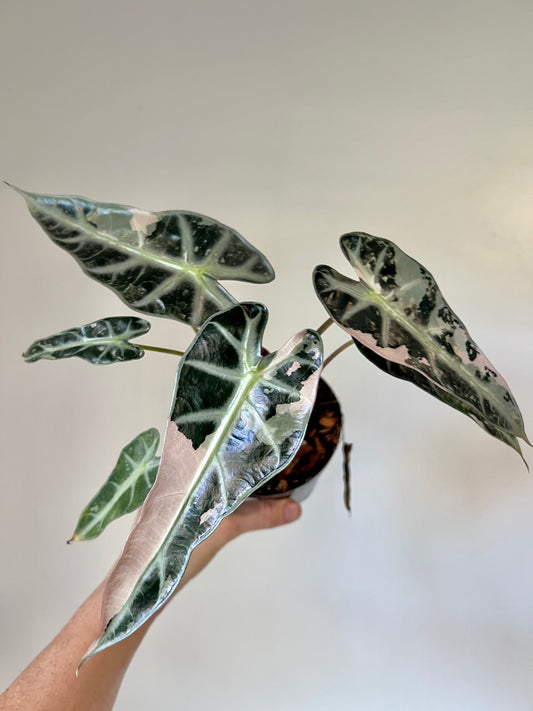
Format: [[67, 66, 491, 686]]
[[70, 428, 160, 541], [13, 186, 275, 328], [85, 302, 322, 661], [23, 316, 151, 365]]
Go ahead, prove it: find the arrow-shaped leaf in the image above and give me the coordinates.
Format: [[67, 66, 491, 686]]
[[70, 428, 160, 542], [84, 302, 322, 661], [13, 186, 275, 328], [314, 232, 529, 455], [23, 316, 151, 365]]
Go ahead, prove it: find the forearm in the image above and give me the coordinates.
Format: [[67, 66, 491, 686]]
[[0, 583, 151, 711], [0, 549, 214, 711], [0, 498, 300, 711], [0, 528, 228, 710]]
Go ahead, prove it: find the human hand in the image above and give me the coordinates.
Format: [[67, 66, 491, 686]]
[[178, 497, 302, 588]]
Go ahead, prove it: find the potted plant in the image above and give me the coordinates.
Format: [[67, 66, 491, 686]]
[[9, 184, 529, 665]]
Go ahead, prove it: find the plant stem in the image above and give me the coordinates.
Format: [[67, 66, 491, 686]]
[[317, 318, 333, 335], [323, 340, 353, 369], [133, 343, 184, 357]]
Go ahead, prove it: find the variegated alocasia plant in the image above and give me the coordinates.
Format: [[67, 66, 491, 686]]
[[10, 185, 529, 663]]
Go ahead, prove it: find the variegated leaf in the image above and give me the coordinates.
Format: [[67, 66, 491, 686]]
[[13, 186, 275, 328], [85, 302, 322, 661], [23, 316, 150, 365], [70, 428, 160, 542], [313, 232, 529, 454]]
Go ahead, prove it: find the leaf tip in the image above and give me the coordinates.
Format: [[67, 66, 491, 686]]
[[77, 648, 93, 674], [513, 441, 530, 472], [3, 181, 26, 197], [342, 442, 353, 515], [67, 534, 79, 544], [79, 626, 117, 669], [78, 629, 109, 671], [519, 450, 530, 473]]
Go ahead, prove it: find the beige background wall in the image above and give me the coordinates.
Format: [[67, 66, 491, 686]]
[[1, 1, 533, 708]]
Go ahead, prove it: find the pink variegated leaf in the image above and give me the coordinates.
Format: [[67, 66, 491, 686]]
[[12, 186, 274, 328], [84, 302, 322, 662], [314, 232, 529, 458]]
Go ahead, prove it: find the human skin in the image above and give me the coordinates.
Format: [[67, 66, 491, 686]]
[[0, 498, 301, 711]]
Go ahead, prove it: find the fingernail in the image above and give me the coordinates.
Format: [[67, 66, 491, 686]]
[[284, 500, 301, 523]]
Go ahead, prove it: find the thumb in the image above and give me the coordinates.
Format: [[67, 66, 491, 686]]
[[176, 498, 301, 590]]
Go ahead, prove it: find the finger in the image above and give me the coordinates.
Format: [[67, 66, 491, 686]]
[[225, 498, 302, 538], [176, 499, 301, 590]]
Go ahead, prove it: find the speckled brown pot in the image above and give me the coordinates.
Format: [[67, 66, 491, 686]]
[[254, 377, 342, 501]]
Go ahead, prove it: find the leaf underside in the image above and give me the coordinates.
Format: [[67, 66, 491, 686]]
[[23, 316, 151, 365], [314, 232, 529, 456], [14, 187, 275, 328], [85, 302, 323, 661], [70, 428, 160, 542]]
